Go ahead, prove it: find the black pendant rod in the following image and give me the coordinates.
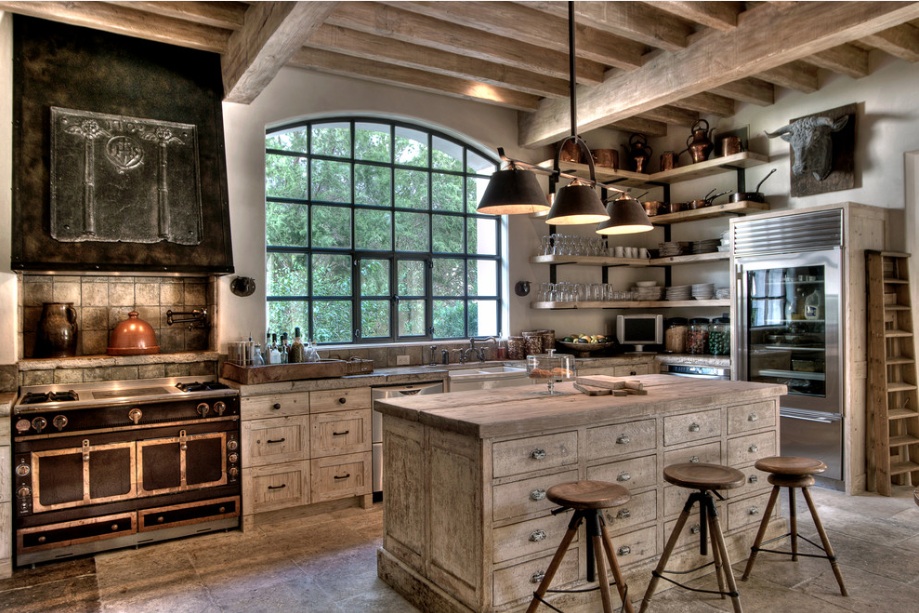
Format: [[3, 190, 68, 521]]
[[568, 1, 578, 138]]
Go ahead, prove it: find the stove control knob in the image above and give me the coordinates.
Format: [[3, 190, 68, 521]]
[[214, 401, 227, 416], [16, 462, 30, 477], [228, 467, 239, 479], [128, 408, 143, 424], [228, 453, 239, 464], [53, 415, 69, 431], [196, 402, 210, 417], [32, 417, 47, 434], [17, 485, 31, 498], [15, 419, 31, 434], [227, 440, 239, 451]]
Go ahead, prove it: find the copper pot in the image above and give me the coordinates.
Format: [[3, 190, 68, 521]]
[[108, 311, 159, 355], [592, 148, 618, 169]]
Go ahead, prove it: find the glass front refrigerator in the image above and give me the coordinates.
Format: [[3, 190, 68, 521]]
[[733, 209, 844, 482]]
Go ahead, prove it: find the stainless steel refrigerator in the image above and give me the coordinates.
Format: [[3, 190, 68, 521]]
[[732, 209, 844, 482]]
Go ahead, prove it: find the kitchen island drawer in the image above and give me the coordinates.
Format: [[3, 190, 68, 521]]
[[310, 387, 371, 413], [242, 415, 309, 467], [662, 441, 721, 468], [608, 524, 657, 566], [728, 463, 773, 500], [493, 511, 573, 564], [310, 451, 371, 502], [310, 409, 371, 458], [241, 392, 309, 420], [493, 547, 579, 607], [664, 409, 721, 446], [600, 489, 657, 535], [587, 454, 658, 492], [243, 460, 309, 514], [726, 431, 776, 467], [493, 469, 578, 522], [493, 431, 578, 478], [587, 419, 656, 460], [728, 491, 774, 531], [727, 401, 777, 435]]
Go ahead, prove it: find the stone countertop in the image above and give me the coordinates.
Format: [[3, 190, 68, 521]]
[[375, 374, 785, 439], [0, 392, 13, 417]]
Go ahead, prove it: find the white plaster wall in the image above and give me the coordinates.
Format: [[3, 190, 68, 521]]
[[0, 13, 16, 366]]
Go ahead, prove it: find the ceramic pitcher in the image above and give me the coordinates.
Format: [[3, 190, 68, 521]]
[[36, 302, 78, 358]]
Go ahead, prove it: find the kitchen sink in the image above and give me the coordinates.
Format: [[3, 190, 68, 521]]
[[450, 364, 527, 377], [447, 364, 531, 392]]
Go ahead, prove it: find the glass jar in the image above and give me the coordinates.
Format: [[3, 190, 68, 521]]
[[664, 317, 689, 354], [507, 336, 526, 360], [522, 330, 544, 355], [708, 316, 731, 356], [687, 317, 710, 354]]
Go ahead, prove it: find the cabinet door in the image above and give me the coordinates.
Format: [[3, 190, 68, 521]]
[[242, 415, 309, 467], [310, 451, 371, 502], [310, 409, 371, 458], [31, 441, 135, 512], [310, 387, 371, 413]]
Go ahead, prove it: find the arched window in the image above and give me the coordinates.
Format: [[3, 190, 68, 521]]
[[265, 117, 503, 345]]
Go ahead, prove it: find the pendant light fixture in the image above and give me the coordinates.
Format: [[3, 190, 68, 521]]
[[476, 151, 550, 215], [596, 192, 654, 235], [545, 1, 608, 225]]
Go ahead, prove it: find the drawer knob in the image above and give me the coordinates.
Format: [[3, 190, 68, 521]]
[[690, 524, 701, 535], [749, 475, 758, 483], [616, 435, 631, 445], [529, 530, 547, 542], [530, 489, 546, 501], [688, 423, 701, 433], [530, 449, 547, 460], [531, 571, 546, 584], [748, 507, 760, 516], [617, 472, 631, 482], [157, 516, 164, 523], [748, 413, 759, 422], [748, 444, 759, 453], [689, 455, 700, 463], [111, 523, 119, 532], [617, 545, 631, 556], [338, 397, 347, 404], [272, 403, 281, 410], [617, 508, 631, 520]]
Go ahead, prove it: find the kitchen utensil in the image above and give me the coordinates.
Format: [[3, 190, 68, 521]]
[[686, 119, 715, 163], [573, 382, 612, 396], [623, 133, 652, 173], [721, 135, 743, 157], [592, 148, 618, 169], [107, 311, 159, 355], [731, 168, 777, 203]]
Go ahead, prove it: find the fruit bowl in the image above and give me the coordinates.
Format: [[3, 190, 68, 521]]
[[556, 340, 616, 357]]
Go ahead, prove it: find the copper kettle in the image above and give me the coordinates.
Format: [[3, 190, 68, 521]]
[[622, 133, 652, 173], [686, 119, 715, 163]]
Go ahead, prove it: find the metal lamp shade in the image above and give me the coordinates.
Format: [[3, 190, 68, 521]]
[[596, 194, 654, 235], [476, 168, 549, 215], [546, 181, 609, 225]]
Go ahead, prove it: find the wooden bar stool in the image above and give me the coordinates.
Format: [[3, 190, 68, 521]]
[[741, 456, 847, 596], [639, 463, 745, 613], [526, 480, 634, 613]]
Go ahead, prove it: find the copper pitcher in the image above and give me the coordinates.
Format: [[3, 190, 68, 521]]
[[622, 133, 652, 173], [686, 119, 715, 163]]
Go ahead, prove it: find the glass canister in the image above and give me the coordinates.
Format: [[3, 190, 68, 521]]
[[526, 350, 576, 395], [709, 316, 731, 355], [507, 336, 526, 360], [687, 317, 710, 354], [664, 317, 689, 354], [538, 329, 556, 351], [522, 330, 544, 355]]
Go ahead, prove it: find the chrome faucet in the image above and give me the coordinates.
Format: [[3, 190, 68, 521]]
[[429, 345, 438, 366], [464, 337, 494, 363]]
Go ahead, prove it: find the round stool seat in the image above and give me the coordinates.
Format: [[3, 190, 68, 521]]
[[663, 463, 745, 490], [754, 456, 826, 476], [546, 480, 631, 510]]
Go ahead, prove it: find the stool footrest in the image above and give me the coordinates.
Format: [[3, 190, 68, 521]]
[[532, 582, 630, 613], [752, 533, 831, 559], [650, 567, 739, 599]]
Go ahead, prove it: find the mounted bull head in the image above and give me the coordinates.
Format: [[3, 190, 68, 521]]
[[766, 115, 849, 181]]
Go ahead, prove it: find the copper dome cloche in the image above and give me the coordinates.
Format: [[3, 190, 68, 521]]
[[107, 311, 159, 355]]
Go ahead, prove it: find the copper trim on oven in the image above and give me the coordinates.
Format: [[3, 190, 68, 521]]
[[17, 511, 137, 553], [137, 495, 240, 532], [136, 430, 227, 496]]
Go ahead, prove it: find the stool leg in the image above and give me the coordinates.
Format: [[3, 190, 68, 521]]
[[802, 486, 848, 597], [788, 486, 798, 561], [639, 494, 697, 613], [741, 485, 781, 581], [706, 503, 727, 600], [587, 512, 614, 613], [705, 495, 743, 613], [599, 514, 634, 613], [527, 511, 583, 613]]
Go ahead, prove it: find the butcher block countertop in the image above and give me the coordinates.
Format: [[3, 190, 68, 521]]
[[374, 374, 786, 439]]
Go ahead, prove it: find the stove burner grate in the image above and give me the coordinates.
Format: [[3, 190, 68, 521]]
[[21, 390, 79, 404], [176, 381, 231, 393]]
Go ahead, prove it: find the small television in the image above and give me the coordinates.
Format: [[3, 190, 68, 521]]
[[616, 314, 663, 353]]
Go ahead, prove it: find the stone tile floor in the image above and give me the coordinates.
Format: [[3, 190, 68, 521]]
[[2, 484, 917, 612]]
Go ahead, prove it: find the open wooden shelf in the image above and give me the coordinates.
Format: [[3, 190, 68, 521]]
[[649, 201, 770, 224], [530, 299, 729, 310], [530, 251, 729, 268]]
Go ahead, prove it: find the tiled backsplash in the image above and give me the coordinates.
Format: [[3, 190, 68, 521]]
[[19, 274, 216, 359]]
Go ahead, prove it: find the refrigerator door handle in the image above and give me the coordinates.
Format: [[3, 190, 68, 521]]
[[781, 407, 840, 424]]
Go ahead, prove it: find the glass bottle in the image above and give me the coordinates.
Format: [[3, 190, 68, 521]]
[[279, 333, 289, 364], [269, 333, 281, 365], [289, 327, 305, 363]]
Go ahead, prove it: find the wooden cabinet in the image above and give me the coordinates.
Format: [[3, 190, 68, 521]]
[[0, 395, 11, 578], [378, 376, 785, 613], [240, 386, 372, 522]]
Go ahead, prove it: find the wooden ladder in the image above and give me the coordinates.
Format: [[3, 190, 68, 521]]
[[867, 251, 919, 495]]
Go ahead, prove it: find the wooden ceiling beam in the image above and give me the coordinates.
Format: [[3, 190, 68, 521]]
[[646, 1, 743, 32], [223, 2, 338, 104], [672, 92, 736, 117], [711, 78, 774, 106], [757, 61, 820, 93], [519, 1, 919, 147], [306, 24, 570, 99], [326, 1, 606, 85], [607, 117, 668, 138], [0, 0, 229, 52], [103, 1, 245, 31], [288, 47, 542, 112], [519, 1, 692, 52], [863, 23, 919, 62], [637, 105, 700, 128], [386, 1, 646, 71], [802, 44, 870, 79]]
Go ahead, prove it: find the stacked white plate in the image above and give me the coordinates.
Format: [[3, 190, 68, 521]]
[[632, 285, 663, 300], [666, 285, 692, 300], [658, 242, 683, 257], [692, 282, 715, 300], [715, 287, 730, 300], [691, 239, 721, 254], [718, 229, 732, 253]]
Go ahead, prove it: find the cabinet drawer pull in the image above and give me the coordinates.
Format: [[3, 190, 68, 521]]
[[338, 397, 347, 404], [529, 530, 547, 542], [617, 545, 631, 556], [268, 484, 287, 490], [333, 430, 350, 436], [747, 413, 759, 422], [690, 524, 701, 535], [748, 444, 759, 453], [111, 523, 119, 532], [272, 403, 281, 410], [266, 438, 286, 444], [617, 472, 631, 482], [334, 473, 351, 480], [530, 449, 547, 460], [530, 489, 547, 501], [688, 423, 701, 433], [531, 571, 546, 584], [617, 508, 631, 520], [748, 475, 758, 484], [748, 506, 760, 516], [689, 455, 700, 463], [616, 434, 631, 445]]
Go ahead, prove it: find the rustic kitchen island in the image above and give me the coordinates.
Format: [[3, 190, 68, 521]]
[[375, 374, 787, 613]]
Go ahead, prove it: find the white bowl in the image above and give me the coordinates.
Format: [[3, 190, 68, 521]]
[[635, 281, 657, 287]]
